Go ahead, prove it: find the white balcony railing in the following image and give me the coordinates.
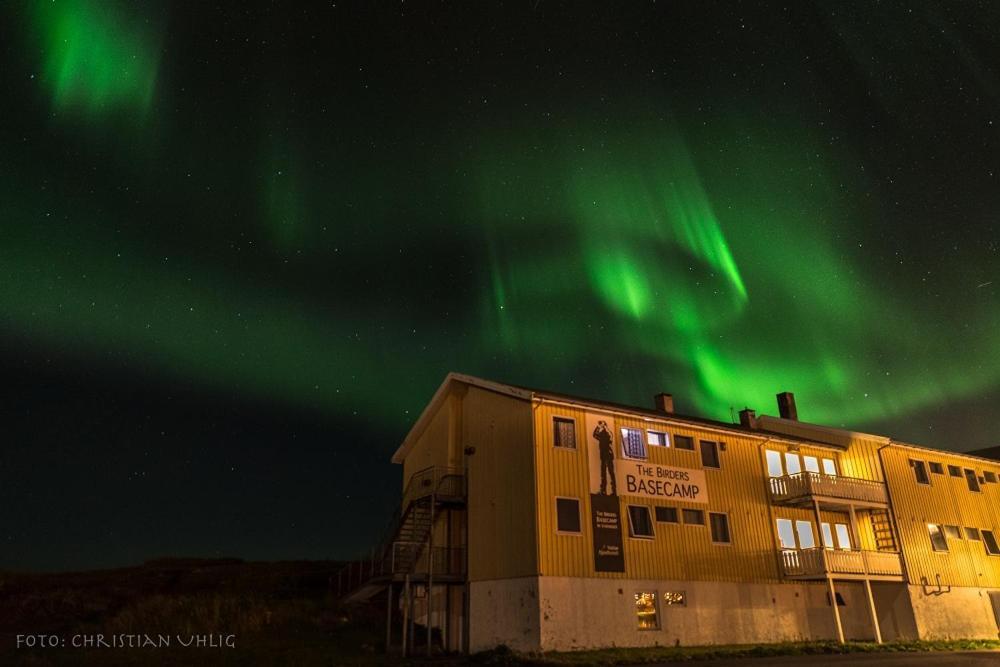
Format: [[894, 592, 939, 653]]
[[780, 547, 902, 578], [770, 472, 888, 505]]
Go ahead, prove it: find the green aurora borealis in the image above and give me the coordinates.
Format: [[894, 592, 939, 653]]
[[3, 1, 1000, 566]]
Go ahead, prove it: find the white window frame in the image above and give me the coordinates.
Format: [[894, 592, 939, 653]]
[[620, 426, 647, 461], [552, 415, 578, 451], [646, 430, 669, 448], [627, 505, 655, 539], [709, 512, 732, 545]]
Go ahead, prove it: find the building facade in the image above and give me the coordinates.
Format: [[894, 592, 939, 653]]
[[341, 373, 1000, 654]]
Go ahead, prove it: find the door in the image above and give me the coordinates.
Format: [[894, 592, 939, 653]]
[[989, 591, 1000, 636]]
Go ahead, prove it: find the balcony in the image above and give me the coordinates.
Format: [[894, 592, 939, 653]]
[[780, 547, 903, 581], [770, 472, 888, 507]]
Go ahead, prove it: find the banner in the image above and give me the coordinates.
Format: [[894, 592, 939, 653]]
[[589, 493, 625, 572]]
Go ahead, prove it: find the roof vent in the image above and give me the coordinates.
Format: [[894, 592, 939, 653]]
[[776, 392, 798, 421], [739, 408, 757, 429], [654, 393, 674, 414]]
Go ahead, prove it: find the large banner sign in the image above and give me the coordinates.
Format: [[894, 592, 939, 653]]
[[589, 493, 625, 572]]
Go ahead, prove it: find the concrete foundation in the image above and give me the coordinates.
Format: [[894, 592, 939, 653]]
[[907, 584, 1000, 640], [469, 577, 541, 652]]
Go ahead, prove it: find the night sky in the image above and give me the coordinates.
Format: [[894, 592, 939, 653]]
[[2, 1, 998, 571]]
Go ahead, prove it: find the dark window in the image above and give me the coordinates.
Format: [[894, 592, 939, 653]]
[[700, 441, 721, 468], [826, 592, 846, 606], [928, 524, 948, 552], [674, 435, 694, 451], [966, 527, 981, 541], [682, 509, 705, 526], [555, 498, 581, 533], [943, 525, 962, 540], [965, 469, 981, 492], [986, 472, 998, 484], [553, 417, 576, 449], [929, 462, 944, 474], [948, 465, 962, 477], [709, 513, 731, 544], [621, 427, 647, 460], [627, 506, 654, 538], [983, 530, 1000, 555], [655, 506, 679, 523], [910, 460, 930, 485]]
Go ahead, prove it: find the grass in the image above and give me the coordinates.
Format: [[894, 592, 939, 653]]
[[472, 639, 1000, 665]]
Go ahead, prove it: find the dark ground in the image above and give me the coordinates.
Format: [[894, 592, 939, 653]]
[[680, 652, 1000, 666]]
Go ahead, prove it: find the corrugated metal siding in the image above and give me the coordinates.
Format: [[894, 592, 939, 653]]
[[462, 386, 538, 582], [883, 444, 1000, 587], [402, 395, 456, 488]]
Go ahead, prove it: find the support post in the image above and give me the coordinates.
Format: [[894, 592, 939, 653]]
[[864, 578, 883, 644], [427, 490, 436, 656], [385, 583, 393, 654], [828, 577, 845, 643], [848, 504, 861, 553], [402, 575, 410, 657]]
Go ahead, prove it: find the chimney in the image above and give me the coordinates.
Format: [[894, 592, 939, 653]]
[[738, 408, 757, 429], [654, 393, 674, 414], [776, 392, 798, 420]]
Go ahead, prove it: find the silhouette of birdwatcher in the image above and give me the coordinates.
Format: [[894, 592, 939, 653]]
[[594, 420, 617, 495]]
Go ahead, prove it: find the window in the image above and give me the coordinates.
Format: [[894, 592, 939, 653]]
[[784, 452, 802, 475], [553, 417, 577, 449], [966, 527, 981, 541], [986, 472, 998, 484], [621, 427, 647, 460], [647, 430, 669, 447], [929, 462, 944, 475], [663, 591, 686, 606], [822, 458, 837, 476], [700, 440, 721, 468], [820, 523, 835, 549], [654, 506, 679, 523], [910, 460, 930, 485], [983, 530, 1000, 555], [948, 465, 962, 477], [682, 508, 705, 526], [776, 519, 796, 549], [766, 450, 784, 477], [627, 505, 654, 538], [710, 513, 731, 544], [674, 435, 694, 451], [796, 520, 816, 549], [555, 497, 581, 533], [803, 456, 820, 473], [943, 525, 962, 540], [835, 524, 852, 550], [635, 592, 659, 629], [965, 469, 981, 492], [928, 524, 948, 552]]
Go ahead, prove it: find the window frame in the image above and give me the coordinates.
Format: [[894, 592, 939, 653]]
[[646, 430, 669, 448], [709, 512, 732, 545], [620, 426, 648, 461], [552, 416, 578, 450], [927, 523, 949, 552], [964, 468, 982, 493], [822, 457, 838, 476], [929, 462, 944, 475], [626, 505, 655, 539], [765, 449, 784, 478], [820, 522, 835, 550], [634, 591, 660, 630], [983, 530, 1000, 556], [654, 506, 679, 524], [948, 465, 962, 477], [986, 472, 998, 484], [966, 527, 982, 541], [795, 520, 816, 549], [681, 508, 706, 527], [700, 440, 721, 469], [776, 518, 796, 549], [910, 459, 930, 485], [943, 525, 962, 540], [834, 523, 852, 550], [662, 591, 687, 607], [554, 496, 582, 535], [673, 434, 695, 451]]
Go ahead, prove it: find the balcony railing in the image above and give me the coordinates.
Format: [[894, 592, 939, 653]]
[[770, 472, 888, 506], [780, 547, 902, 579], [402, 466, 465, 508]]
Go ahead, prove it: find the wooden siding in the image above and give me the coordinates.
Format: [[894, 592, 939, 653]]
[[882, 444, 1000, 587]]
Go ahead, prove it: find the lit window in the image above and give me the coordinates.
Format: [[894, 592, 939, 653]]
[[553, 417, 576, 449], [784, 452, 802, 475], [983, 530, 1000, 556], [928, 524, 948, 552], [663, 591, 686, 606], [822, 458, 837, 476], [910, 460, 930, 485], [795, 520, 815, 549], [820, 522, 835, 549], [710, 513, 731, 544], [948, 465, 961, 477], [835, 524, 852, 550], [673, 435, 694, 451], [943, 525, 962, 540], [700, 441, 720, 468], [654, 506, 679, 523], [765, 450, 783, 477], [776, 518, 796, 549], [621, 427, 647, 460], [555, 497, 581, 533], [635, 592, 659, 630], [803, 456, 820, 473], [647, 431, 669, 447], [627, 506, 654, 538], [965, 469, 981, 492], [682, 508, 705, 526], [929, 462, 944, 474], [966, 527, 981, 541]]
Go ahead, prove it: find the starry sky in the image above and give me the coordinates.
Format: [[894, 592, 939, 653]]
[[2, 1, 998, 570]]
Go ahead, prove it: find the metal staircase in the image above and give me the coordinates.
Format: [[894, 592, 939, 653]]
[[335, 466, 466, 602]]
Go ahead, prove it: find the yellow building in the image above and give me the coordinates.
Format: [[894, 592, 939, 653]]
[[338, 373, 1000, 654]]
